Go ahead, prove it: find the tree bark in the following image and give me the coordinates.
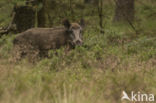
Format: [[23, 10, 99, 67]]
[[12, 5, 35, 32], [98, 0, 104, 34], [84, 0, 92, 3], [38, 0, 56, 27], [113, 0, 135, 22]]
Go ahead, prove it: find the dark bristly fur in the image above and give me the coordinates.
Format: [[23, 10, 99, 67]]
[[12, 19, 84, 61]]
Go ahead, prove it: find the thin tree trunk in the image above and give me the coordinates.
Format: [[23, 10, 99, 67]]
[[113, 0, 134, 22], [38, 0, 47, 27], [98, 0, 104, 34], [69, 0, 74, 20], [84, 0, 92, 3]]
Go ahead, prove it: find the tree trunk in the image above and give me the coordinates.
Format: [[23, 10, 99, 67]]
[[38, 0, 56, 27], [98, 0, 104, 34], [38, 0, 48, 27], [113, 0, 134, 22], [12, 5, 35, 32], [84, 0, 97, 4], [84, 0, 92, 3]]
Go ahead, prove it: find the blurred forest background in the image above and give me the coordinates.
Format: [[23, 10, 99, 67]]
[[0, 0, 156, 103]]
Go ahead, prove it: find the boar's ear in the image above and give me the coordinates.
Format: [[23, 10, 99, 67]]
[[80, 19, 85, 29], [63, 19, 71, 29]]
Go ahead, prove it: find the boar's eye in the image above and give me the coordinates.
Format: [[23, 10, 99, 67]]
[[68, 30, 73, 34], [80, 30, 82, 34], [70, 33, 75, 39]]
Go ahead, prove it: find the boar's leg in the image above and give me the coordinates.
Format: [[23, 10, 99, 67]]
[[39, 49, 49, 58], [11, 44, 24, 63], [11, 43, 40, 63], [26, 48, 40, 63], [21, 43, 40, 62]]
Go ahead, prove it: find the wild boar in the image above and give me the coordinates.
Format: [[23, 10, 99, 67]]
[[12, 19, 85, 61]]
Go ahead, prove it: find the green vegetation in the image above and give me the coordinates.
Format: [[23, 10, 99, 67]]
[[0, 0, 156, 103]]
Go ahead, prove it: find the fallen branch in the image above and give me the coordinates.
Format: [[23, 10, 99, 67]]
[[0, 29, 8, 34], [0, 11, 16, 37]]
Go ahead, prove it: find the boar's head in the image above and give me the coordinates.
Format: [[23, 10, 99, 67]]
[[63, 19, 85, 46]]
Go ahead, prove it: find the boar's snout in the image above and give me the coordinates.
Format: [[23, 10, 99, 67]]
[[75, 40, 83, 46]]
